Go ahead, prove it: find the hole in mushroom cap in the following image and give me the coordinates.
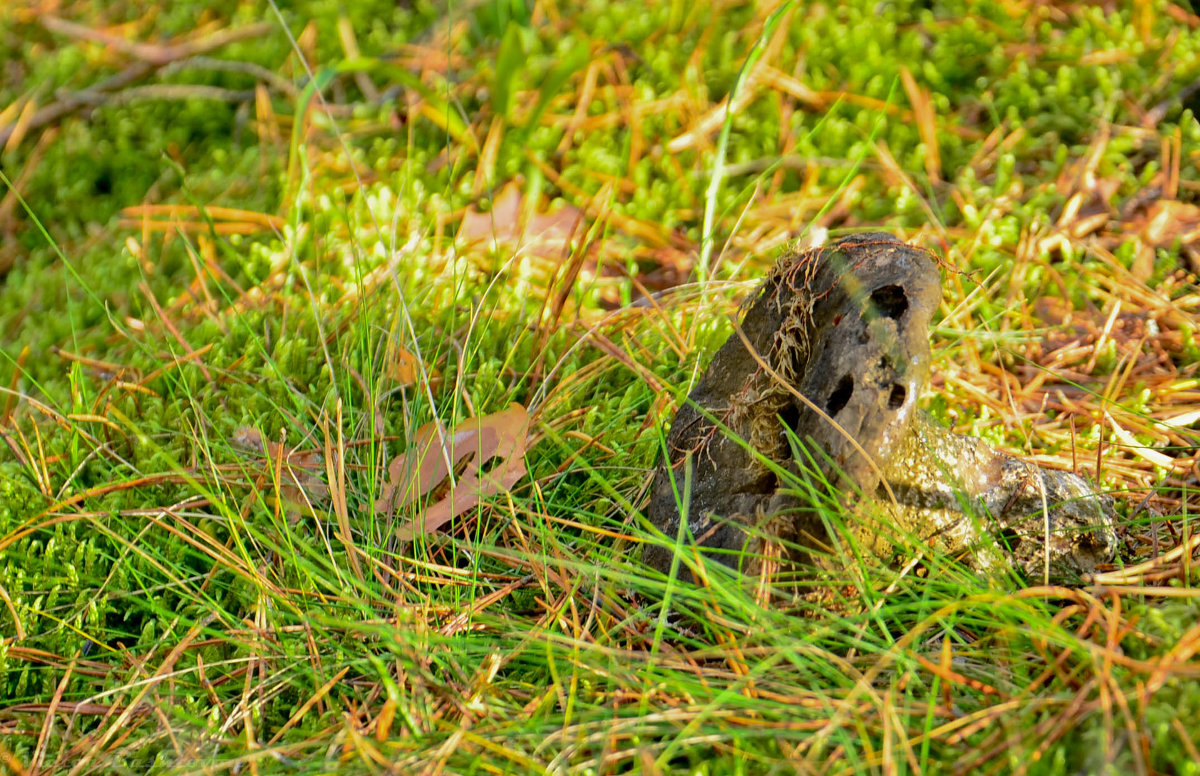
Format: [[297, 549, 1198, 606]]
[[998, 528, 1023, 553], [780, 403, 801, 435], [887, 384, 906, 410], [869, 284, 909, 320], [826, 375, 854, 416]]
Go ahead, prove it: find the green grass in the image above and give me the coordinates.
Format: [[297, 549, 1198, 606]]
[[3, 0, 1200, 773]]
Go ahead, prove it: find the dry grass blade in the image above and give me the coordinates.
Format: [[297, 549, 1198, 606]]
[[30, 651, 76, 774], [899, 65, 941, 183], [376, 404, 530, 540], [119, 204, 286, 235], [1093, 530, 1200, 586], [323, 402, 363, 581]]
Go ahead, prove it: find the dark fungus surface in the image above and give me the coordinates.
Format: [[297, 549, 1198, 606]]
[[646, 233, 1117, 583]]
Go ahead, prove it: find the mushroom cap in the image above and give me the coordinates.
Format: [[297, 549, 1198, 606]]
[[782, 233, 942, 496], [646, 233, 941, 573]]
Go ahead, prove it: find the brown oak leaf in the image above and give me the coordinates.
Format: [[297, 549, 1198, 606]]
[[375, 404, 530, 540]]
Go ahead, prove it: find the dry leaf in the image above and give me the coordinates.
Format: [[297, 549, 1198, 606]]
[[383, 339, 440, 387], [375, 404, 530, 540], [386, 343, 421, 384], [232, 427, 329, 520], [382, 315, 441, 387], [458, 182, 584, 254]]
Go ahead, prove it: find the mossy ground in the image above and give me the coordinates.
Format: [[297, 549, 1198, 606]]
[[2, 1, 1200, 774]]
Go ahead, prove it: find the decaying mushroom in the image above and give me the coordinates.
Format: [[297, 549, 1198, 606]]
[[646, 233, 1117, 582]]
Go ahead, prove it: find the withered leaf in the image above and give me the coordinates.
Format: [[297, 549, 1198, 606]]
[[375, 404, 530, 540], [458, 182, 584, 253], [231, 427, 330, 520], [383, 339, 440, 387]]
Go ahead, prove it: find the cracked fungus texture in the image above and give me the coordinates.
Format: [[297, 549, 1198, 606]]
[[647, 233, 1116, 582]]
